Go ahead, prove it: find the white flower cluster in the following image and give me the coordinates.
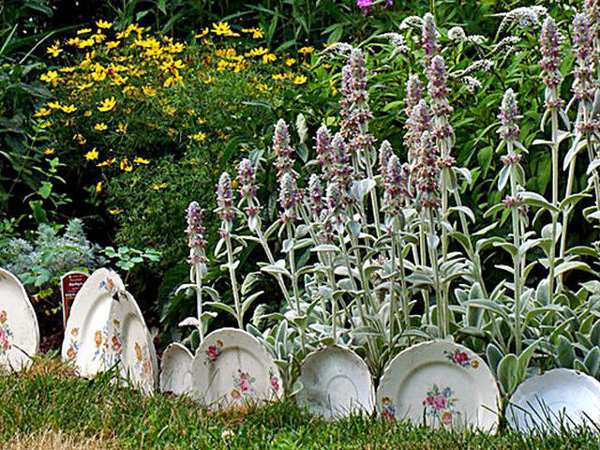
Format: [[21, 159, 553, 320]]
[[380, 32, 409, 58], [447, 26, 486, 45], [399, 15, 424, 31], [497, 6, 547, 34], [460, 76, 483, 93]]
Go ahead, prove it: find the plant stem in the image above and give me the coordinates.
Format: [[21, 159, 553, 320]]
[[194, 266, 204, 342], [225, 235, 243, 328]]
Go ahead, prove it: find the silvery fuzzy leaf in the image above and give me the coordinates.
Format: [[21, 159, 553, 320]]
[[179, 317, 201, 328], [175, 283, 197, 296], [311, 244, 340, 253], [426, 233, 439, 250], [348, 220, 361, 238]]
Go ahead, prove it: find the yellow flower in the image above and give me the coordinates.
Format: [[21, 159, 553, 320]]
[[85, 148, 99, 161], [43, 148, 55, 155], [299, 46, 315, 54], [142, 86, 157, 97], [77, 28, 92, 35], [84, 110, 92, 117], [195, 28, 209, 38], [96, 181, 103, 193], [108, 208, 123, 215], [73, 133, 86, 144], [271, 73, 286, 81], [241, 27, 264, 39], [40, 70, 61, 86], [134, 157, 150, 164], [285, 57, 296, 66], [203, 76, 214, 84], [96, 158, 115, 167], [61, 104, 77, 114], [211, 22, 239, 37], [98, 97, 117, 112], [120, 159, 133, 172], [77, 38, 95, 49], [330, 78, 338, 96], [152, 182, 168, 191], [117, 122, 128, 134], [47, 101, 62, 110], [164, 105, 176, 116], [246, 47, 268, 57], [47, 41, 62, 57], [197, 117, 206, 125], [262, 53, 277, 64], [34, 108, 52, 117], [293, 75, 307, 85], [92, 32, 106, 44], [94, 123, 108, 131], [257, 83, 271, 92], [106, 41, 119, 50], [67, 37, 81, 46], [188, 131, 206, 141], [39, 120, 52, 129], [96, 20, 112, 29], [59, 66, 76, 73]]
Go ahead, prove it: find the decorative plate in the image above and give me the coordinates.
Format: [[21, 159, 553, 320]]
[[191, 328, 282, 409], [0, 268, 40, 371], [109, 290, 158, 394], [296, 345, 374, 419], [61, 268, 125, 377], [160, 342, 194, 395], [507, 368, 600, 434], [376, 340, 500, 431]]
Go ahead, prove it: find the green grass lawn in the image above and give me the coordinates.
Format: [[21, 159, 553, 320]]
[[1, 356, 599, 449]]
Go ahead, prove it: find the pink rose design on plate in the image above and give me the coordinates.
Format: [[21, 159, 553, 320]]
[[0, 329, 9, 350]]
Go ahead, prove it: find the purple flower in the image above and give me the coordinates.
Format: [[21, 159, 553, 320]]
[[497, 89, 520, 142], [315, 125, 333, 179], [339, 49, 375, 161], [405, 75, 423, 118], [540, 17, 562, 91], [378, 140, 394, 180], [572, 12, 596, 104], [237, 158, 261, 219], [216, 172, 235, 237], [415, 131, 440, 208], [383, 154, 409, 215], [422, 13, 440, 70], [307, 174, 325, 217], [405, 99, 432, 165], [357, 0, 373, 7], [278, 172, 300, 224], [185, 201, 207, 266], [273, 119, 295, 179]]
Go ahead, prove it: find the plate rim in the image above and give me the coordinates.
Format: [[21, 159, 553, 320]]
[[160, 342, 194, 394], [507, 367, 600, 432], [297, 344, 375, 418], [0, 268, 40, 364], [376, 339, 500, 430], [191, 327, 283, 407]]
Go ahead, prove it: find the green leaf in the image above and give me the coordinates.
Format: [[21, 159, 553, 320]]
[[497, 354, 519, 395]]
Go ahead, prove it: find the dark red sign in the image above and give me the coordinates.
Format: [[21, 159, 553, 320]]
[[61, 271, 89, 327]]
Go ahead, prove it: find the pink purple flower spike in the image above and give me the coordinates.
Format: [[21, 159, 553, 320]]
[[497, 89, 520, 143], [185, 201, 207, 266], [216, 172, 236, 237], [540, 17, 562, 91], [422, 13, 440, 71], [278, 172, 300, 224]]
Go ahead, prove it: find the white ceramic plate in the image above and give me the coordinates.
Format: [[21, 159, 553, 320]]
[[61, 268, 125, 377], [160, 342, 194, 395], [0, 268, 40, 371], [110, 290, 158, 394], [191, 328, 283, 409], [376, 340, 500, 431], [297, 345, 374, 419], [507, 368, 600, 434]]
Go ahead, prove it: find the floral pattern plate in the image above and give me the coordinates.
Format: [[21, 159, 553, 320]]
[[507, 368, 600, 434], [296, 345, 374, 420], [376, 340, 500, 431], [160, 342, 194, 395], [0, 268, 40, 371], [61, 268, 124, 377], [109, 290, 158, 394], [190, 328, 282, 409]]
